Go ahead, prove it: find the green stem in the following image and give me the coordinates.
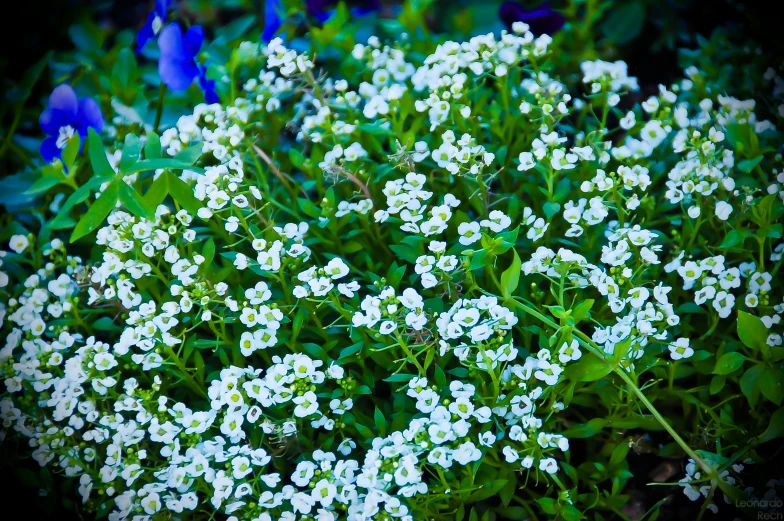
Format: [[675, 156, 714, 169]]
[[0, 108, 23, 159], [506, 295, 718, 478], [394, 331, 426, 375], [154, 83, 167, 133]]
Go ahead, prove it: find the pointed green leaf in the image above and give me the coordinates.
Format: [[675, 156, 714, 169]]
[[166, 172, 201, 214], [738, 311, 769, 355], [112, 48, 137, 90], [119, 183, 156, 220], [124, 158, 193, 174], [760, 366, 784, 406], [87, 128, 115, 177], [120, 134, 143, 171], [143, 171, 170, 208], [500, 249, 521, 300], [24, 176, 61, 195], [145, 132, 162, 159], [174, 144, 203, 165], [70, 182, 120, 242], [62, 133, 81, 171], [712, 352, 746, 375]]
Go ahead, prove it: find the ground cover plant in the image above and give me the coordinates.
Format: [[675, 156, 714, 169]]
[[1, 1, 783, 520]]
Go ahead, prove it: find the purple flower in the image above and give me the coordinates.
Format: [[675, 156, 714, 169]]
[[499, 2, 565, 36], [137, 0, 171, 53], [262, 0, 284, 43], [39, 84, 104, 163], [158, 23, 217, 102], [306, 0, 381, 24]]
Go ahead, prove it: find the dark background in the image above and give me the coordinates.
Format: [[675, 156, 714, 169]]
[[0, 0, 783, 519]]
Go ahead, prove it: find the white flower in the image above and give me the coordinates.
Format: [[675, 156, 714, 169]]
[[293, 391, 319, 417], [668, 338, 694, 360], [9, 235, 29, 254], [518, 152, 536, 171], [714, 201, 733, 221], [458, 222, 482, 245]]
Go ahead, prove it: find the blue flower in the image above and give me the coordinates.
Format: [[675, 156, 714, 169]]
[[158, 23, 217, 102], [39, 84, 104, 163], [262, 0, 284, 43], [499, 2, 565, 36], [137, 0, 171, 53], [306, 0, 381, 24], [197, 66, 219, 104]]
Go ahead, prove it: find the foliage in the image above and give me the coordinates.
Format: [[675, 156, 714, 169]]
[[1, 1, 783, 521]]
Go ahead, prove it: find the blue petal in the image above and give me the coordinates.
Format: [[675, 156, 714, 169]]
[[136, 13, 157, 53], [47, 84, 78, 119], [156, 0, 170, 18], [262, 0, 283, 43], [160, 57, 199, 91], [39, 107, 72, 136], [184, 26, 205, 58], [40, 136, 62, 163], [499, 1, 564, 35], [158, 23, 185, 60], [76, 97, 104, 135], [198, 67, 219, 104]]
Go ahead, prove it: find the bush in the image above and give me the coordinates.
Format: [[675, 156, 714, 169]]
[[1, 2, 783, 520]]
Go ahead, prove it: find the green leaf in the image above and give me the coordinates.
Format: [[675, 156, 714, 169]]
[[61, 133, 81, 171], [24, 176, 61, 196], [712, 352, 746, 375], [167, 172, 202, 214], [565, 352, 612, 382], [740, 364, 765, 407], [719, 229, 751, 249], [467, 480, 508, 504], [500, 250, 521, 300], [543, 201, 561, 219], [112, 48, 137, 90], [758, 409, 784, 444], [145, 132, 162, 159], [355, 423, 374, 440], [124, 158, 194, 174], [120, 134, 143, 171], [68, 22, 103, 54], [15, 468, 39, 488], [546, 305, 567, 319], [358, 123, 394, 135], [468, 249, 490, 271], [738, 311, 769, 354], [119, 183, 156, 220], [563, 418, 607, 438], [601, 2, 645, 44], [760, 366, 784, 406], [203, 238, 216, 266], [737, 155, 763, 173], [536, 497, 558, 515], [174, 145, 203, 165], [70, 182, 120, 242], [709, 375, 726, 395], [54, 175, 111, 218], [338, 342, 363, 360], [289, 148, 307, 170], [87, 128, 115, 177], [373, 407, 387, 437], [572, 299, 594, 324]]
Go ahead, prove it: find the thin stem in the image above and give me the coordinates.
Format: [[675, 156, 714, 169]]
[[394, 331, 426, 375], [506, 295, 718, 479], [154, 83, 166, 133]]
